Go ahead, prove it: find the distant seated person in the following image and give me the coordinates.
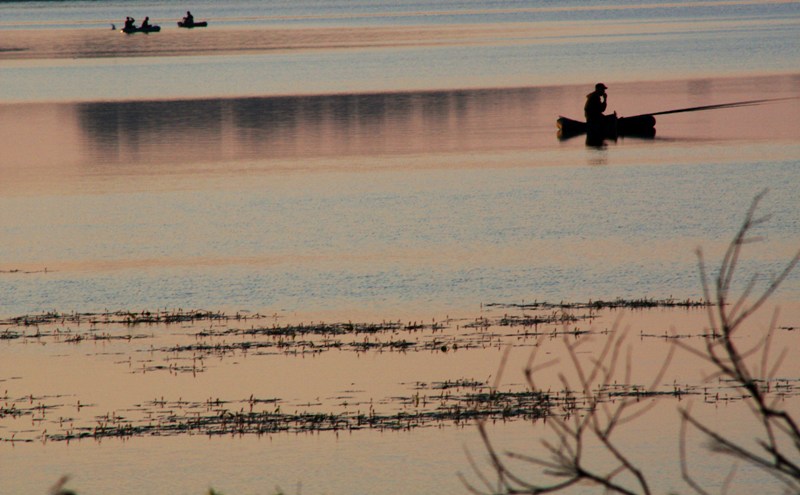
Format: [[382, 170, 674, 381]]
[[123, 16, 135, 30], [584, 83, 608, 124], [140, 17, 151, 29], [183, 11, 194, 26]]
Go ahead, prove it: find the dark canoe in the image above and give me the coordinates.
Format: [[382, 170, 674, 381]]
[[121, 25, 161, 34], [178, 21, 208, 28], [557, 113, 656, 140]]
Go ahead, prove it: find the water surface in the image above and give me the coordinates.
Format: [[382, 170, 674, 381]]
[[1, 1, 799, 494]]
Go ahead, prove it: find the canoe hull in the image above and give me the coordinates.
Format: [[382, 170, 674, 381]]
[[617, 114, 657, 136], [121, 25, 161, 34], [557, 114, 656, 141], [178, 21, 208, 28]]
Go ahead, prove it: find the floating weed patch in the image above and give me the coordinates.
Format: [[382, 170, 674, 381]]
[[0, 309, 262, 328], [487, 297, 710, 311], [0, 299, 706, 354], [497, 310, 584, 328], [0, 325, 153, 343], [9, 379, 557, 442], [0, 329, 21, 340], [3, 377, 799, 444], [0, 297, 794, 444], [132, 314, 596, 369]]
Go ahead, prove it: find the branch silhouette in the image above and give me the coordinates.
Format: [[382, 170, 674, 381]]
[[464, 191, 800, 495]]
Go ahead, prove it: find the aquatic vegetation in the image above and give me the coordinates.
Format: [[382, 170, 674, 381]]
[[486, 296, 710, 312], [1, 290, 790, 446], [3, 366, 797, 444], [0, 308, 255, 328]]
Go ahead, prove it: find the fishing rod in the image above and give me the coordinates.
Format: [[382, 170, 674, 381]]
[[626, 96, 797, 119]]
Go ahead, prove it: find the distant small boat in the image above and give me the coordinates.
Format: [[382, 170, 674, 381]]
[[121, 24, 161, 34], [557, 113, 656, 141], [177, 21, 208, 28]]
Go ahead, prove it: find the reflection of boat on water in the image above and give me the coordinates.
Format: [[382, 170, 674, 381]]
[[177, 21, 208, 28], [121, 25, 161, 34], [557, 113, 656, 141]]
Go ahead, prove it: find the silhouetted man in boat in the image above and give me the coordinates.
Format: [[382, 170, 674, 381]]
[[584, 83, 608, 125], [140, 17, 151, 29], [183, 11, 194, 26]]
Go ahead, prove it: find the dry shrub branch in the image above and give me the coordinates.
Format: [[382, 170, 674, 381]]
[[465, 191, 800, 495]]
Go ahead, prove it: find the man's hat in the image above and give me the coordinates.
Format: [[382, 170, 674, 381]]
[[595, 83, 607, 91]]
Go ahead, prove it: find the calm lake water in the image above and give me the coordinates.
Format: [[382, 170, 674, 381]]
[[1, 0, 799, 494]]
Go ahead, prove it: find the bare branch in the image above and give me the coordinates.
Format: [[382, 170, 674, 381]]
[[469, 191, 799, 495], [680, 404, 712, 495]]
